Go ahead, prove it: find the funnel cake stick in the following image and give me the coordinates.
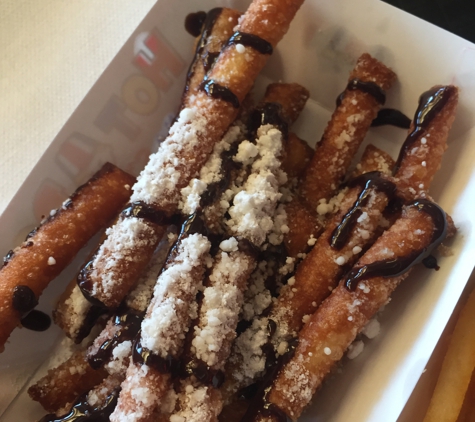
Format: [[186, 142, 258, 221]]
[[301, 53, 397, 209], [90, 0, 305, 309], [351, 143, 395, 178], [252, 200, 447, 421], [110, 233, 211, 422], [0, 163, 134, 352], [394, 85, 458, 197], [222, 173, 395, 401], [28, 349, 108, 414], [183, 8, 241, 108], [166, 83, 307, 422]]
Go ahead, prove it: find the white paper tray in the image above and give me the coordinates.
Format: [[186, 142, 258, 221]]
[[1, 0, 475, 421]]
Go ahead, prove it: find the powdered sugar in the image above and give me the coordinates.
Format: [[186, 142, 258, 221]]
[[141, 234, 211, 358], [91, 217, 160, 301], [131, 107, 207, 207], [179, 125, 242, 214], [227, 125, 284, 245], [191, 250, 252, 368]]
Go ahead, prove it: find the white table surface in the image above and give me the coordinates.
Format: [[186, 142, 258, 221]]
[[0, 0, 156, 215]]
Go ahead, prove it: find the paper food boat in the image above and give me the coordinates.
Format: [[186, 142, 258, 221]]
[[1, 0, 475, 421]]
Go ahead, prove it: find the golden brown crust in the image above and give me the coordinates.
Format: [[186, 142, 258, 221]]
[[301, 53, 397, 209], [283, 195, 322, 257], [0, 163, 134, 351], [265, 205, 438, 421], [271, 182, 391, 345], [28, 350, 107, 413], [281, 133, 314, 180], [89, 222, 166, 309], [351, 143, 395, 178], [183, 8, 241, 109], [395, 85, 458, 196], [262, 83, 310, 125]]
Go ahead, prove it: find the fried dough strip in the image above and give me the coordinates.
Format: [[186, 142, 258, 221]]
[[86, 231, 177, 371], [281, 133, 313, 181], [28, 349, 107, 413], [283, 196, 320, 257], [222, 177, 393, 400], [39, 374, 123, 421], [110, 234, 211, 422], [256, 202, 445, 421], [172, 379, 224, 422], [202, 83, 308, 236], [53, 236, 110, 344], [285, 141, 392, 258], [90, 0, 305, 308], [0, 163, 134, 351], [301, 53, 396, 208], [394, 85, 458, 197], [183, 8, 241, 108], [171, 85, 303, 421], [261, 83, 309, 125], [351, 143, 395, 178], [191, 242, 257, 373]]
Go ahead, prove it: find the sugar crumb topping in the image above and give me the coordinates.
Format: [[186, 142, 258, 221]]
[[91, 217, 160, 299], [141, 234, 211, 358], [131, 107, 207, 206]]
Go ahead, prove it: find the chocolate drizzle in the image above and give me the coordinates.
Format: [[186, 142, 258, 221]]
[[422, 254, 439, 270], [395, 86, 455, 172], [121, 201, 168, 226], [248, 102, 288, 139], [77, 259, 108, 309], [240, 337, 298, 422], [21, 310, 51, 332], [331, 172, 397, 250], [25, 227, 38, 240], [181, 357, 225, 388], [133, 337, 179, 374], [12, 285, 38, 314], [203, 51, 220, 73], [88, 309, 143, 369], [184, 11, 207, 37], [74, 304, 108, 344], [372, 108, 411, 128], [39, 388, 119, 422], [344, 198, 447, 291], [337, 78, 386, 107], [227, 31, 273, 55], [12, 285, 51, 331], [200, 144, 241, 209], [3, 249, 14, 266], [185, 8, 223, 96], [200, 79, 240, 108]]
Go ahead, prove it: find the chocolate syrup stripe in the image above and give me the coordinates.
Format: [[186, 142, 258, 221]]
[[240, 336, 298, 422], [394, 85, 455, 172], [199, 30, 273, 108], [77, 201, 172, 314], [227, 31, 273, 55], [336, 78, 386, 107], [344, 198, 447, 291], [39, 389, 120, 422], [330, 171, 397, 250], [334, 78, 411, 129], [184, 8, 223, 95], [88, 213, 203, 370]]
